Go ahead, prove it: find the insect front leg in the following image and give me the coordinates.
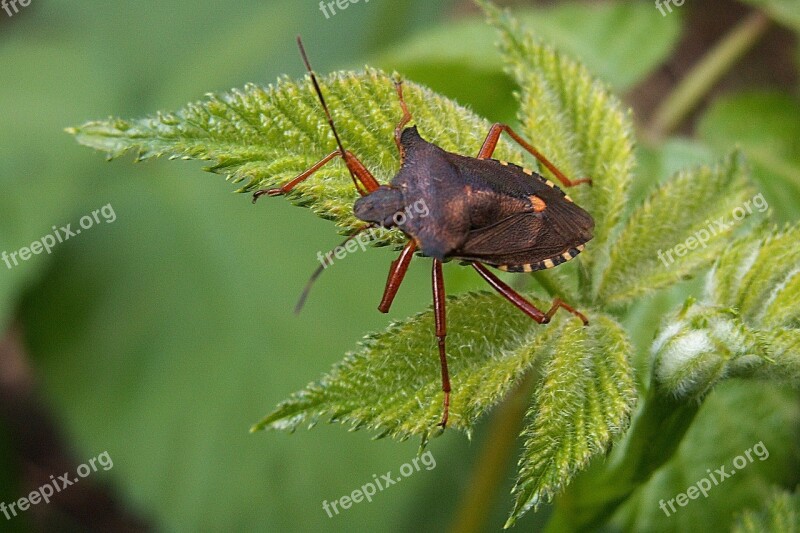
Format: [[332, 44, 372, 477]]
[[471, 262, 589, 325], [432, 259, 451, 428], [252, 150, 339, 202], [378, 240, 417, 313], [476, 123, 592, 188], [252, 149, 381, 203]]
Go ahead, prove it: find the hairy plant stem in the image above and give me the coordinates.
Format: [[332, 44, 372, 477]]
[[648, 10, 770, 141], [544, 384, 701, 531]]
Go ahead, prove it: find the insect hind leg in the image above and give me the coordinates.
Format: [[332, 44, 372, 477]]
[[472, 262, 589, 325], [432, 259, 451, 428], [477, 123, 592, 188]]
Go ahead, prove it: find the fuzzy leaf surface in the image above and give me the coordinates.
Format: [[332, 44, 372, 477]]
[[708, 225, 800, 328], [253, 292, 590, 439], [596, 152, 753, 307], [507, 315, 635, 527], [652, 226, 800, 399]]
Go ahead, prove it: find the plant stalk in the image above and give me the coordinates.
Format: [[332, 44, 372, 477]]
[[544, 384, 701, 531], [449, 371, 537, 533], [648, 10, 770, 140]]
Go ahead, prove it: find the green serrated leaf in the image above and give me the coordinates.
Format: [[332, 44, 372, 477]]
[[66, 2, 791, 530], [707, 225, 800, 328], [506, 315, 635, 527], [651, 304, 800, 399], [609, 383, 800, 532], [480, 0, 636, 282], [734, 488, 800, 533], [596, 151, 754, 307], [253, 292, 589, 439], [69, 68, 522, 246]]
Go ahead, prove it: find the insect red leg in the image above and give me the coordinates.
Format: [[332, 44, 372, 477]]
[[258, 36, 382, 201], [253, 150, 339, 202], [393, 80, 413, 160], [432, 259, 451, 428], [252, 149, 380, 203], [342, 150, 381, 194], [476, 123, 592, 188], [378, 240, 417, 313], [543, 297, 589, 325], [472, 262, 589, 325]]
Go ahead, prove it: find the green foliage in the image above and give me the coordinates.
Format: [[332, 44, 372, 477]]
[[609, 383, 800, 532], [70, 69, 520, 247], [596, 152, 752, 307], [376, 2, 681, 94], [734, 488, 800, 533], [653, 226, 800, 399], [508, 315, 634, 526], [20, 2, 466, 532], [66, 0, 800, 530], [254, 294, 619, 439], [481, 0, 635, 280]]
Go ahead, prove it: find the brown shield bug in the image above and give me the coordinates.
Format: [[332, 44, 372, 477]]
[[253, 37, 594, 428]]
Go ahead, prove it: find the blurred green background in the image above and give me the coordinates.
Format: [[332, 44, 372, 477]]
[[1, 0, 798, 531]]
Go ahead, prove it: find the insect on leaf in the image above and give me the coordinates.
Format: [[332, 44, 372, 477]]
[[68, 68, 521, 246], [479, 0, 636, 286], [253, 292, 583, 440]]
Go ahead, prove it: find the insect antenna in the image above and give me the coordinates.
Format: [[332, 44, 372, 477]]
[[296, 36, 363, 193], [294, 224, 376, 314]]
